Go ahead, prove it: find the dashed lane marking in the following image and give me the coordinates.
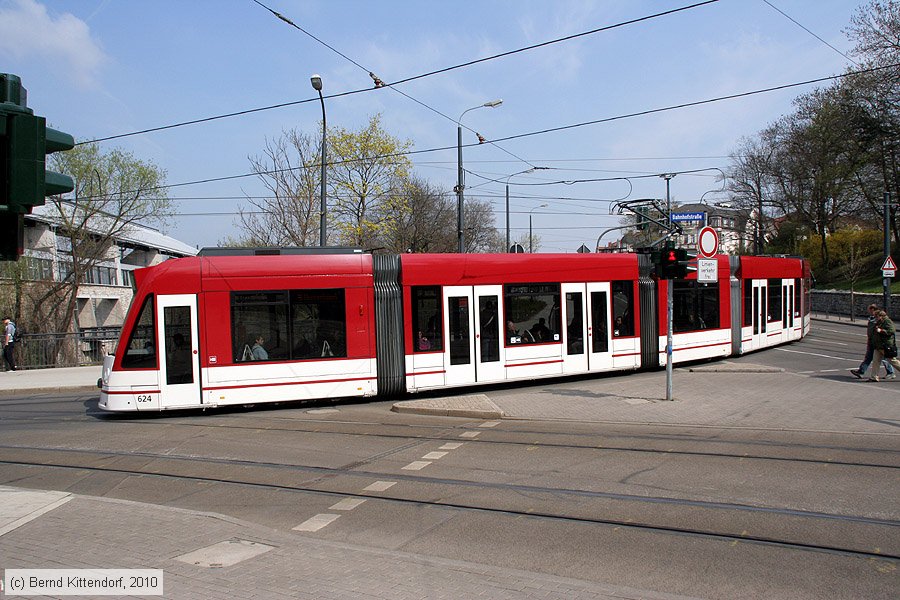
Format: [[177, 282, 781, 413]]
[[330, 498, 367, 511], [775, 347, 856, 362], [422, 451, 448, 460], [363, 481, 396, 492], [439, 443, 464, 450], [402, 461, 432, 470], [479, 420, 501, 428], [460, 431, 481, 438], [293, 513, 340, 532]]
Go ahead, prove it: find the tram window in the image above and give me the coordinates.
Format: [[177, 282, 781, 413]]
[[164, 306, 193, 385], [504, 283, 561, 345], [672, 281, 720, 333], [121, 295, 156, 369], [743, 281, 753, 327], [566, 292, 585, 355], [290, 289, 346, 359], [794, 279, 802, 317], [231, 289, 347, 362], [767, 279, 782, 322], [611, 281, 634, 338], [590, 291, 609, 353], [412, 286, 443, 352], [448, 296, 471, 365], [479, 296, 500, 362]]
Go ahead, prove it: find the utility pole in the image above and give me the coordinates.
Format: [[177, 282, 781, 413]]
[[885, 191, 892, 314]]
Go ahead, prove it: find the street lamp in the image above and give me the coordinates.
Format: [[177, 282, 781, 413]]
[[505, 167, 550, 252], [311, 74, 327, 246], [456, 99, 502, 253], [529, 203, 548, 253]]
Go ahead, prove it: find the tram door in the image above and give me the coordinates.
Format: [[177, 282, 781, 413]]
[[587, 282, 614, 371], [750, 280, 767, 350], [443, 286, 476, 386], [156, 294, 201, 408], [561, 284, 588, 373], [474, 286, 505, 383]]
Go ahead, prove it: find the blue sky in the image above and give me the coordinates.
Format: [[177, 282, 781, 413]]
[[1, 0, 868, 252]]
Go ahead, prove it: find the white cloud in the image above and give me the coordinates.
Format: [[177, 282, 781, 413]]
[[0, 0, 107, 88]]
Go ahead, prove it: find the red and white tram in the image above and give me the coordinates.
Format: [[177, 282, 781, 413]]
[[98, 250, 811, 412]]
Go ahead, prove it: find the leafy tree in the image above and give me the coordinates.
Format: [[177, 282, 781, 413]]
[[29, 143, 172, 334], [328, 114, 413, 248]]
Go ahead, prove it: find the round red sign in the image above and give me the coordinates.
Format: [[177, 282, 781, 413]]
[[698, 226, 719, 258]]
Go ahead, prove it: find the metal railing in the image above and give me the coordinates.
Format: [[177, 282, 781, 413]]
[[14, 328, 121, 369]]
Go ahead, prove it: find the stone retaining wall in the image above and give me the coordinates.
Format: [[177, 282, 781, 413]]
[[811, 289, 899, 319]]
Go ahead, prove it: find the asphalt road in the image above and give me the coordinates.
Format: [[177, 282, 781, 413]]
[[0, 320, 897, 600]]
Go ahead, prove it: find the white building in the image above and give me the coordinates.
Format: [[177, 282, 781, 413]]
[[19, 203, 197, 331]]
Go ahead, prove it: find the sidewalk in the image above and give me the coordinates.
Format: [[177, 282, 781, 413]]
[[0, 365, 101, 395], [0, 486, 690, 600]]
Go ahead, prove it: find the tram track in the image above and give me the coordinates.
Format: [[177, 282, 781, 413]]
[[0, 444, 897, 562], [2, 409, 899, 469]]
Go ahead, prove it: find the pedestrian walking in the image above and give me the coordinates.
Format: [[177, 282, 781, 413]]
[[2, 316, 16, 372], [851, 304, 895, 380], [869, 310, 900, 382]]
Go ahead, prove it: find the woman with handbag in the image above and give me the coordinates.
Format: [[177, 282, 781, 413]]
[[869, 310, 900, 382]]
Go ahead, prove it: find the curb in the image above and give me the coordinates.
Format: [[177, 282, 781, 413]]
[[392, 394, 505, 419], [0, 385, 99, 397]]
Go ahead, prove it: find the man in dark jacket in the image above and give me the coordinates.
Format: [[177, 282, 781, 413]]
[[851, 304, 895, 379], [869, 310, 900, 382]]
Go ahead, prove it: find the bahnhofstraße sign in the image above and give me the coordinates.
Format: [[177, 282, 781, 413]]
[[670, 212, 706, 222]]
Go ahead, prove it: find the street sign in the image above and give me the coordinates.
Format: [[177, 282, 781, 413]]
[[697, 226, 719, 258], [670, 211, 706, 223], [882, 256, 896, 278], [697, 258, 717, 283]]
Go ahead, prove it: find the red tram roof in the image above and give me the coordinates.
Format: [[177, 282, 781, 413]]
[[400, 253, 639, 286], [739, 256, 805, 279]]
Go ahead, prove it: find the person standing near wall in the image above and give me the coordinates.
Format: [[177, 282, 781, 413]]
[[2, 317, 16, 372]]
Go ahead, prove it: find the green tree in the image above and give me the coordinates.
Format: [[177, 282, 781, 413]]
[[29, 143, 172, 334], [328, 114, 413, 248]]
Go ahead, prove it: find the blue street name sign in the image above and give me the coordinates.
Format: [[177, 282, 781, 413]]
[[670, 212, 706, 222]]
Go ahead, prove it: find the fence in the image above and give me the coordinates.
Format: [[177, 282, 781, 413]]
[[15, 327, 121, 369]]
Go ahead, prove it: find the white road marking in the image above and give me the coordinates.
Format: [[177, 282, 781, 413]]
[[439, 443, 464, 450], [806, 338, 849, 346], [422, 451, 448, 460], [479, 420, 501, 428], [460, 431, 481, 438], [329, 498, 367, 511], [775, 347, 856, 362], [293, 513, 340, 532], [363, 481, 396, 492], [402, 461, 432, 470], [175, 539, 273, 567], [820, 369, 842, 372], [813, 326, 865, 335]]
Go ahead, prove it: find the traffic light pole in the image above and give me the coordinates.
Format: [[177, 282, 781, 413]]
[[666, 278, 674, 401]]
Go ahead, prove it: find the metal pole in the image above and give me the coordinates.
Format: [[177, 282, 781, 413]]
[[757, 193, 763, 255], [317, 89, 327, 247], [457, 125, 464, 253], [885, 191, 892, 314], [506, 183, 510, 252], [529, 214, 533, 253], [666, 278, 674, 401]]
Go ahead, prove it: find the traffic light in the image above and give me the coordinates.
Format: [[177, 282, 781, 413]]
[[0, 73, 74, 260], [653, 244, 692, 279]]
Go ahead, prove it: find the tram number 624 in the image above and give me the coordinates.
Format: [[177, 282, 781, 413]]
[[136, 395, 154, 403]]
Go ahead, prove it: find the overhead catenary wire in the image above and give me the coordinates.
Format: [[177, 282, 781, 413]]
[[761, 0, 858, 65], [78, 0, 721, 146], [75, 62, 899, 199]]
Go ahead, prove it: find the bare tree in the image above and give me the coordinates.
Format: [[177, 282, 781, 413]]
[[235, 130, 322, 247]]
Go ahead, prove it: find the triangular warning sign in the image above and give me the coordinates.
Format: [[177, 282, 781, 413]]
[[882, 256, 897, 270]]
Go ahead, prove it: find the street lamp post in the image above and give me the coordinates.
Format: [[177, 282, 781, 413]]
[[457, 99, 502, 253], [659, 173, 676, 402], [505, 167, 550, 252], [311, 74, 327, 246], [528, 203, 548, 253]]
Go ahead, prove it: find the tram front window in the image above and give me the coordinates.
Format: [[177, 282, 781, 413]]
[[120, 295, 156, 369]]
